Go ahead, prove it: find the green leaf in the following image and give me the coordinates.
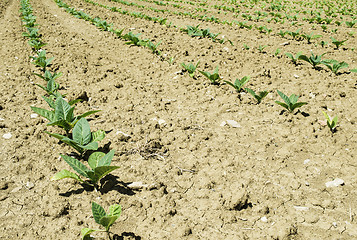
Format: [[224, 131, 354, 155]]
[[92, 130, 106, 142], [92, 202, 107, 225], [350, 69, 357, 73], [68, 99, 82, 106], [289, 94, 299, 105], [108, 204, 121, 217], [277, 90, 291, 105], [80, 141, 99, 151], [41, 95, 56, 109], [73, 118, 92, 146], [55, 97, 71, 120], [51, 169, 83, 182], [275, 101, 290, 111], [100, 216, 118, 231], [97, 150, 115, 167], [78, 110, 101, 119], [88, 152, 106, 170], [81, 228, 96, 240], [47, 119, 72, 131], [290, 102, 308, 111], [61, 154, 90, 178], [31, 106, 55, 122], [87, 166, 120, 185]]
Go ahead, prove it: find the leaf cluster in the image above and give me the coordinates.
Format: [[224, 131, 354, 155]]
[[275, 90, 307, 113]]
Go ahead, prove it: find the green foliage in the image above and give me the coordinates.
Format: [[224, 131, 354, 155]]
[[245, 88, 269, 104], [285, 51, 303, 65], [31, 96, 100, 133], [275, 90, 307, 113], [287, 28, 301, 40], [30, 50, 54, 71], [243, 44, 250, 50], [45, 118, 105, 154], [51, 150, 119, 187], [330, 37, 347, 49], [181, 61, 199, 78], [298, 52, 326, 69], [301, 32, 321, 44], [146, 40, 161, 55], [224, 76, 250, 92], [199, 66, 221, 85], [274, 48, 281, 56], [322, 60, 349, 74], [82, 202, 122, 239], [123, 32, 147, 46], [322, 111, 338, 133], [258, 45, 267, 53], [33, 70, 62, 82]]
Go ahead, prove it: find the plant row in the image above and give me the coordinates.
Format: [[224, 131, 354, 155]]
[[181, 62, 338, 133], [20, 0, 122, 238]]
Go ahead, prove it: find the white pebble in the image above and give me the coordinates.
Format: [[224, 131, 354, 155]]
[[226, 120, 241, 128], [261, 216, 268, 222], [30, 113, 38, 119], [26, 182, 34, 189], [325, 178, 344, 188], [3, 133, 12, 139], [304, 159, 310, 164], [294, 206, 309, 211]]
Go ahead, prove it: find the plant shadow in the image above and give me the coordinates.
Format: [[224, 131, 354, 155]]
[[100, 175, 136, 196], [113, 232, 142, 240]]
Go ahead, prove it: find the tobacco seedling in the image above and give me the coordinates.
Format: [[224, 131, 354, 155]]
[[285, 51, 303, 65], [81, 202, 121, 240], [245, 88, 269, 104], [146, 40, 161, 55], [123, 32, 147, 46], [322, 60, 349, 74], [33, 70, 62, 82], [22, 27, 40, 39], [224, 76, 250, 92], [28, 39, 47, 51], [31, 96, 100, 133], [35, 78, 60, 96], [322, 111, 338, 133], [243, 44, 250, 50], [274, 48, 281, 56], [46, 117, 105, 154], [287, 28, 301, 40], [330, 37, 347, 49], [301, 32, 321, 44], [181, 61, 199, 78], [298, 52, 326, 69], [30, 50, 53, 71], [275, 90, 307, 113], [258, 45, 267, 53], [51, 149, 119, 188], [199, 66, 220, 85]]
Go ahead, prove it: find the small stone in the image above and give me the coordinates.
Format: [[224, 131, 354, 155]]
[[26, 182, 34, 190], [294, 206, 309, 211], [0, 117, 4, 121], [11, 186, 22, 193], [226, 120, 241, 128], [309, 92, 316, 98], [127, 182, 148, 190], [158, 119, 166, 126], [220, 121, 226, 127], [332, 222, 337, 228], [223, 47, 229, 52], [280, 41, 290, 46], [3, 133, 12, 139], [293, 74, 299, 78], [30, 113, 38, 119], [318, 120, 327, 126], [261, 216, 268, 222], [325, 178, 344, 188], [304, 159, 310, 164]]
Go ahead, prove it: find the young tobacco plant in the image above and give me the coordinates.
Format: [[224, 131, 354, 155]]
[[28, 39, 47, 51], [33, 70, 62, 82], [46, 117, 105, 154], [245, 88, 269, 104], [301, 32, 321, 44], [275, 90, 307, 113], [330, 37, 347, 49], [224, 76, 250, 92], [285, 51, 302, 65], [322, 111, 338, 133], [30, 50, 53, 71], [51, 149, 119, 188], [199, 66, 220, 85], [181, 61, 199, 78], [322, 60, 349, 74], [82, 202, 121, 240], [298, 52, 326, 69], [146, 40, 161, 55], [31, 96, 100, 133]]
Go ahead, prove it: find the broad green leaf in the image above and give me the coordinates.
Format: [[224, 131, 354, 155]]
[[55, 97, 71, 120], [291, 102, 308, 111], [80, 141, 99, 151], [277, 90, 291, 105], [88, 152, 106, 170], [97, 150, 115, 167], [275, 101, 289, 111], [92, 130, 106, 142], [87, 166, 120, 184], [108, 204, 121, 217], [31, 106, 55, 122], [61, 154, 90, 178], [42, 95, 56, 109], [289, 94, 299, 105], [51, 169, 83, 182], [73, 118, 92, 146], [65, 107, 75, 123], [92, 202, 106, 224], [100, 216, 118, 231], [81, 228, 96, 240], [68, 99, 82, 105]]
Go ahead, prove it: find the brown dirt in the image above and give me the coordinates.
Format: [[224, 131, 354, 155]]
[[0, 0, 356, 239]]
